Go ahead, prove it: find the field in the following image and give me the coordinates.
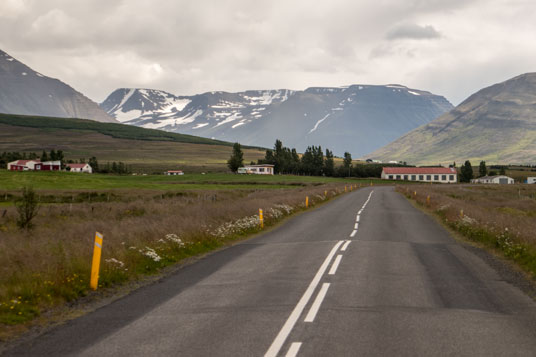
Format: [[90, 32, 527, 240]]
[[0, 170, 378, 339], [398, 184, 536, 282], [0, 114, 266, 173]]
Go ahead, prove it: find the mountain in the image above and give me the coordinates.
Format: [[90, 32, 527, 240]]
[[368, 73, 536, 165], [0, 49, 115, 123], [101, 85, 452, 156]]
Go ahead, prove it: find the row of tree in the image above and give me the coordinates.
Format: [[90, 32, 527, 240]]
[[458, 160, 506, 182], [228, 140, 408, 178]]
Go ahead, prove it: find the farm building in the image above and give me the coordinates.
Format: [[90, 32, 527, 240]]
[[165, 170, 184, 176], [471, 175, 514, 184], [238, 164, 274, 175], [526, 177, 536, 184], [67, 163, 93, 173], [381, 167, 457, 183], [7, 159, 61, 171]]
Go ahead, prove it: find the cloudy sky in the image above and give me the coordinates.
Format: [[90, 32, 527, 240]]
[[0, 0, 534, 105]]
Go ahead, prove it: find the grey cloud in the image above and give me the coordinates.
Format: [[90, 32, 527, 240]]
[[386, 24, 441, 40]]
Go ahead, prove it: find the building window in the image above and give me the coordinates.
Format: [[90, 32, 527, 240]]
[[404, 175, 408, 180], [396, 175, 401, 179], [426, 175, 431, 180], [434, 175, 439, 181], [442, 175, 446, 181], [419, 175, 424, 180], [260, 168, 265, 172], [388, 175, 393, 179], [449, 175, 454, 181], [411, 175, 416, 181]]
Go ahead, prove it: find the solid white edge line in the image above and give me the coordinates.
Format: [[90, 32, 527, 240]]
[[304, 283, 331, 322], [356, 215, 360, 222], [286, 342, 302, 357], [328, 254, 343, 275], [350, 229, 357, 238], [354, 223, 358, 229], [264, 241, 344, 357], [341, 240, 351, 251]]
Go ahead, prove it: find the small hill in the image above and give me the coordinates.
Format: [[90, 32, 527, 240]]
[[0, 113, 265, 172], [0, 49, 115, 123], [368, 73, 536, 165], [100, 85, 453, 156]]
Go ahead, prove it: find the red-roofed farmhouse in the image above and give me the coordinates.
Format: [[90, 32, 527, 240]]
[[381, 167, 457, 183]]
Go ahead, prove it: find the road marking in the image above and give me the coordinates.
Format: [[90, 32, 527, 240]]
[[341, 240, 351, 251], [356, 215, 360, 222], [264, 241, 344, 357], [350, 229, 357, 238], [286, 342, 302, 357], [354, 222, 358, 229], [304, 283, 331, 322], [358, 210, 362, 215], [328, 254, 343, 275]]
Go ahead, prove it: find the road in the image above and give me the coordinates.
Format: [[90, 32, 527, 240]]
[[5, 186, 536, 356]]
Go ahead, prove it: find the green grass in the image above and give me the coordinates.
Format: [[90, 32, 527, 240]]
[[0, 170, 381, 192], [0, 113, 261, 148]]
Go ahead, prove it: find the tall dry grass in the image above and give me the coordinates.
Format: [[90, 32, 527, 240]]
[[0, 184, 348, 334], [397, 184, 536, 278]]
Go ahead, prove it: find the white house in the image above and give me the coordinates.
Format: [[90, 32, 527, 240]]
[[67, 163, 93, 173], [471, 175, 514, 184], [165, 170, 184, 176], [527, 177, 536, 184], [238, 164, 274, 175], [8, 159, 61, 171], [381, 167, 457, 183]]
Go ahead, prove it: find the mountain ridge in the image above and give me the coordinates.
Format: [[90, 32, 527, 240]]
[[0, 49, 116, 123], [101, 84, 453, 156]]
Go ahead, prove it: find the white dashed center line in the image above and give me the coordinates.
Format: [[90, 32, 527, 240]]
[[304, 283, 331, 322], [286, 342, 302, 357], [328, 254, 343, 275]]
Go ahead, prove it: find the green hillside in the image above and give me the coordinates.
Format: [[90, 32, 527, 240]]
[[0, 113, 266, 172]]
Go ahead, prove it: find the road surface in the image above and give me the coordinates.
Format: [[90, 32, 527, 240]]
[[4, 186, 536, 356]]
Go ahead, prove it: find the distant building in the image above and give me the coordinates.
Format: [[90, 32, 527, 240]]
[[67, 163, 93, 173], [526, 177, 536, 184], [381, 167, 457, 183], [238, 164, 274, 175], [7, 159, 60, 171], [165, 170, 184, 176], [471, 175, 514, 184]]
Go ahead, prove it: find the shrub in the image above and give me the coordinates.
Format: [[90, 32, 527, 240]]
[[15, 187, 39, 230]]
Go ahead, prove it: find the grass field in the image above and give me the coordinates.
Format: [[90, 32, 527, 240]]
[[0, 170, 385, 192], [398, 184, 536, 283]]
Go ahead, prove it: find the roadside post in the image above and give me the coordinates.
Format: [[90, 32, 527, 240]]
[[259, 209, 264, 228], [345, 186, 347, 192], [460, 209, 464, 218], [305, 196, 309, 208], [325, 190, 327, 197], [90, 232, 104, 290], [427, 195, 430, 205]]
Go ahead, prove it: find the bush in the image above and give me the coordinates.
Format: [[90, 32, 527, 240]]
[[15, 187, 39, 230]]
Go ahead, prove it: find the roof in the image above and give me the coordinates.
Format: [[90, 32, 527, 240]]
[[382, 167, 456, 175], [166, 170, 183, 172], [9, 159, 40, 166], [244, 164, 275, 167], [477, 175, 512, 180], [67, 163, 88, 168]]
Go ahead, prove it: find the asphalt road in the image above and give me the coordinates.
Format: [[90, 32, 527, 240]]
[[5, 186, 536, 356]]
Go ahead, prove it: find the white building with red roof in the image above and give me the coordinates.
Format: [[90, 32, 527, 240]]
[[381, 167, 457, 183], [8, 159, 62, 171], [66, 163, 93, 173]]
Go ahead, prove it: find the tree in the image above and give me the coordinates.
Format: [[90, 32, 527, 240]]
[[500, 166, 506, 175], [88, 156, 99, 172], [343, 152, 352, 177], [40, 150, 48, 162], [479, 161, 487, 177], [323, 149, 335, 177], [15, 187, 39, 230], [227, 142, 244, 173], [460, 160, 474, 182]]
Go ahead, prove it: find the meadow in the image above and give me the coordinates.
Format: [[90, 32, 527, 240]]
[[398, 184, 536, 283], [0, 170, 375, 339]]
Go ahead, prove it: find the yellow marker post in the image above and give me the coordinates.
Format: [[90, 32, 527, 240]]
[[345, 186, 347, 192], [370, 181, 373, 186], [90, 232, 103, 290], [350, 185, 353, 191], [324, 190, 327, 197], [305, 196, 309, 208], [426, 195, 430, 205], [414, 191, 417, 197], [460, 209, 464, 218], [259, 209, 264, 228]]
